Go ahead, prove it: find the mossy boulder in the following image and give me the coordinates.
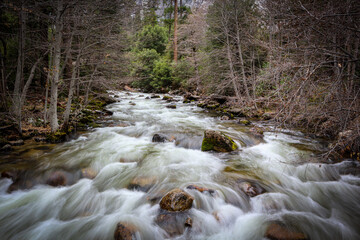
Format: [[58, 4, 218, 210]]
[[160, 188, 194, 212], [201, 130, 238, 152], [162, 95, 173, 101]]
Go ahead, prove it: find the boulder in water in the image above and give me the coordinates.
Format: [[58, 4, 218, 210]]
[[201, 130, 238, 152], [155, 210, 192, 237], [9, 139, 24, 146], [166, 104, 177, 109], [114, 222, 138, 240], [81, 168, 97, 179], [128, 176, 156, 192], [152, 134, 169, 143], [238, 181, 263, 197], [160, 188, 194, 212], [151, 94, 160, 99], [265, 223, 308, 240], [46, 171, 67, 187], [162, 95, 173, 101]]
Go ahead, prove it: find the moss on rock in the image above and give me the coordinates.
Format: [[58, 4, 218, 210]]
[[201, 130, 238, 152]]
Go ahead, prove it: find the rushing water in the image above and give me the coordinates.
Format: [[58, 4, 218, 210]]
[[0, 91, 360, 240]]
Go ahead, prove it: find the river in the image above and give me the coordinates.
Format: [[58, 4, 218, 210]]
[[0, 91, 359, 240]]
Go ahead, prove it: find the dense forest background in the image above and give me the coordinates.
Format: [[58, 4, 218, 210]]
[[0, 0, 359, 159]]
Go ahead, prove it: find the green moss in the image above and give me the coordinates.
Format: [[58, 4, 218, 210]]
[[239, 119, 251, 126], [197, 103, 205, 107], [46, 130, 67, 143], [201, 138, 214, 151]]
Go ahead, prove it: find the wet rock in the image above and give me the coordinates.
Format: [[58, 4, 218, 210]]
[[221, 115, 230, 121], [238, 119, 251, 126], [201, 130, 238, 152], [162, 95, 173, 101], [151, 94, 160, 99], [34, 137, 47, 142], [98, 94, 117, 104], [186, 184, 215, 196], [152, 134, 169, 143], [128, 176, 156, 192], [265, 223, 308, 240], [160, 188, 194, 212], [46, 171, 67, 187], [9, 139, 24, 146], [250, 126, 265, 139], [166, 104, 177, 109], [155, 210, 192, 237], [1, 144, 12, 152], [145, 96, 150, 99], [129, 101, 136, 106], [238, 182, 263, 197], [104, 109, 113, 116], [1, 170, 18, 180], [114, 222, 138, 240], [81, 168, 97, 179]]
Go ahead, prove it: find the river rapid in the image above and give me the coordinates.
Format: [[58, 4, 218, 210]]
[[0, 91, 359, 240]]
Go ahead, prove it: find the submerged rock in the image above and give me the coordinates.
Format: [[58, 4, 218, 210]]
[[238, 181, 264, 197], [114, 222, 138, 240], [201, 130, 238, 152], [127, 176, 156, 192], [155, 210, 192, 237], [186, 184, 216, 196], [46, 171, 67, 187], [81, 168, 97, 179], [160, 188, 194, 212], [265, 223, 308, 240], [1, 144, 12, 152]]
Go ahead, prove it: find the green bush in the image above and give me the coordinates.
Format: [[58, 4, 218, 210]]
[[150, 58, 172, 91], [136, 25, 168, 54]]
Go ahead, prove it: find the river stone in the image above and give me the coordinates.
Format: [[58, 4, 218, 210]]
[[166, 104, 177, 109], [81, 168, 97, 179], [152, 134, 168, 143], [186, 184, 215, 196], [46, 171, 67, 187], [160, 188, 194, 212], [265, 223, 308, 240], [201, 130, 238, 152], [127, 176, 156, 192], [114, 222, 138, 240], [9, 140, 24, 146], [155, 210, 192, 237], [151, 94, 160, 99]]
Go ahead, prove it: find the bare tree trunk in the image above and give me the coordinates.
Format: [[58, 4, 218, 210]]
[[84, 64, 99, 106], [226, 34, 240, 99], [0, 38, 6, 109], [11, 4, 26, 132], [63, 55, 80, 128], [49, 0, 63, 132], [236, 27, 250, 99], [44, 46, 53, 125], [20, 53, 47, 108], [174, 0, 178, 63]]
